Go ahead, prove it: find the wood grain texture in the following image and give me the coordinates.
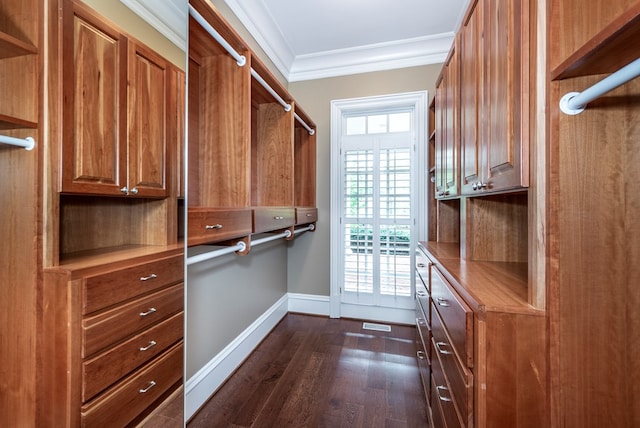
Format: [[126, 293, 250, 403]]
[[294, 119, 317, 207], [188, 314, 427, 427], [548, 74, 640, 427], [437, 199, 460, 243]]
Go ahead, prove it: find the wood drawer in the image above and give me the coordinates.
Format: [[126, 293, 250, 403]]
[[416, 312, 431, 402], [81, 341, 183, 427], [416, 248, 430, 289], [431, 266, 474, 367], [82, 311, 183, 401], [187, 208, 252, 246], [431, 338, 464, 428], [295, 207, 317, 225], [83, 283, 183, 358], [431, 306, 473, 423], [83, 254, 183, 315], [252, 207, 295, 233]]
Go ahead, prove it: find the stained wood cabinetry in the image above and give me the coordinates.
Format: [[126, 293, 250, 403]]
[[188, 0, 317, 249], [62, 1, 175, 198], [548, 1, 640, 426]]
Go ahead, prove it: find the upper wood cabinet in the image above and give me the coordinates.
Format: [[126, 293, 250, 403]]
[[458, 0, 529, 195], [61, 1, 173, 198], [434, 42, 459, 199]]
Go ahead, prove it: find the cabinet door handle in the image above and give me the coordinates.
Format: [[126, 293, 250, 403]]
[[436, 385, 453, 402], [120, 186, 129, 195], [205, 224, 223, 229], [139, 340, 157, 351], [130, 187, 139, 195], [139, 307, 157, 317], [436, 297, 450, 307], [140, 273, 157, 281], [139, 380, 156, 394], [416, 350, 426, 360], [436, 341, 453, 355]]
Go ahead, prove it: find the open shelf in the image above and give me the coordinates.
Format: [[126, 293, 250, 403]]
[[0, 30, 37, 59], [551, 2, 640, 79]]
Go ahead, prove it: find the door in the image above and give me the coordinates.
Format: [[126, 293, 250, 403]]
[[331, 92, 428, 321]]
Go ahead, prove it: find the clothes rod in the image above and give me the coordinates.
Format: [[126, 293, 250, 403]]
[[294, 224, 315, 235], [294, 113, 315, 135], [560, 57, 640, 115], [0, 135, 35, 150], [251, 229, 292, 247], [250, 68, 291, 112], [186, 241, 247, 266], [188, 4, 246, 67]]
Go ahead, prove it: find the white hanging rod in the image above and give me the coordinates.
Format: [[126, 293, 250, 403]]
[[250, 68, 291, 112], [0, 135, 35, 150], [188, 4, 246, 67], [560, 57, 640, 115], [294, 224, 315, 235], [294, 113, 315, 135]]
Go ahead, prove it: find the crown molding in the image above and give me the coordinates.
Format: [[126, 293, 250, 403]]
[[120, 0, 187, 50], [225, 0, 451, 82]]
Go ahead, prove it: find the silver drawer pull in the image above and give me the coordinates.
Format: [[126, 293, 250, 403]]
[[436, 385, 453, 402], [273, 216, 284, 220], [140, 274, 157, 281], [306, 213, 313, 217], [139, 307, 157, 317], [139, 340, 157, 351], [139, 381, 156, 394], [436, 341, 453, 355], [417, 263, 426, 268], [416, 350, 425, 360], [205, 224, 223, 229], [416, 290, 427, 297], [436, 297, 450, 307]]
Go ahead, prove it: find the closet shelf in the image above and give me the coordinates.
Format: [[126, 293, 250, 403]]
[[0, 30, 37, 59], [552, 3, 640, 80], [0, 114, 37, 130]]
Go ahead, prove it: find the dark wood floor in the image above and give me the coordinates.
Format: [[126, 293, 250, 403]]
[[188, 313, 428, 427]]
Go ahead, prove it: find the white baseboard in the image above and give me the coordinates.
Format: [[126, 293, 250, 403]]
[[339, 302, 414, 325], [184, 294, 288, 421], [287, 292, 330, 316]]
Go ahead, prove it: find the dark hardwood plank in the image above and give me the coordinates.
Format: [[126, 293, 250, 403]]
[[188, 314, 428, 428]]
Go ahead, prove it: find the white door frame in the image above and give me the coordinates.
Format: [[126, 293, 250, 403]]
[[329, 91, 428, 323]]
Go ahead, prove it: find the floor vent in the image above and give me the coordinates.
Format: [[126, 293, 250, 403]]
[[362, 322, 392, 332]]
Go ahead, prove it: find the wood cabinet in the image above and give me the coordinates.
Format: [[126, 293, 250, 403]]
[[41, 249, 184, 427], [188, 0, 317, 249], [458, 0, 529, 195], [434, 43, 459, 199], [62, 0, 175, 198], [548, 1, 640, 426]]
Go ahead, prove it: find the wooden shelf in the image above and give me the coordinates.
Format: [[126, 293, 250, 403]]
[[552, 2, 640, 80], [0, 30, 37, 59], [0, 113, 37, 130]]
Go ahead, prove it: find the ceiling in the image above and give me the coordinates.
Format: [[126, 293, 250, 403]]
[[224, 0, 470, 82]]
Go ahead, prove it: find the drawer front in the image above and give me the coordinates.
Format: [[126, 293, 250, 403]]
[[253, 207, 295, 233], [416, 316, 431, 402], [83, 254, 183, 315], [416, 248, 430, 288], [81, 341, 183, 427], [83, 283, 183, 358], [431, 266, 474, 367], [295, 207, 317, 225], [82, 311, 183, 401], [431, 338, 463, 428], [416, 276, 430, 324], [431, 305, 473, 421], [187, 208, 252, 246]]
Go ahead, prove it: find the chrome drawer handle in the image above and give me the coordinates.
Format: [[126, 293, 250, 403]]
[[417, 263, 426, 268], [436, 297, 450, 307], [139, 307, 157, 317], [205, 224, 223, 229], [436, 341, 453, 355], [140, 274, 157, 281], [416, 350, 425, 360], [436, 385, 453, 402], [139, 340, 157, 351], [273, 216, 284, 220], [139, 380, 156, 394], [306, 213, 313, 217], [416, 291, 427, 297]]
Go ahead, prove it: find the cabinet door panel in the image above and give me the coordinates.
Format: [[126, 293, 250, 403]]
[[62, 5, 127, 195], [128, 42, 169, 197]]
